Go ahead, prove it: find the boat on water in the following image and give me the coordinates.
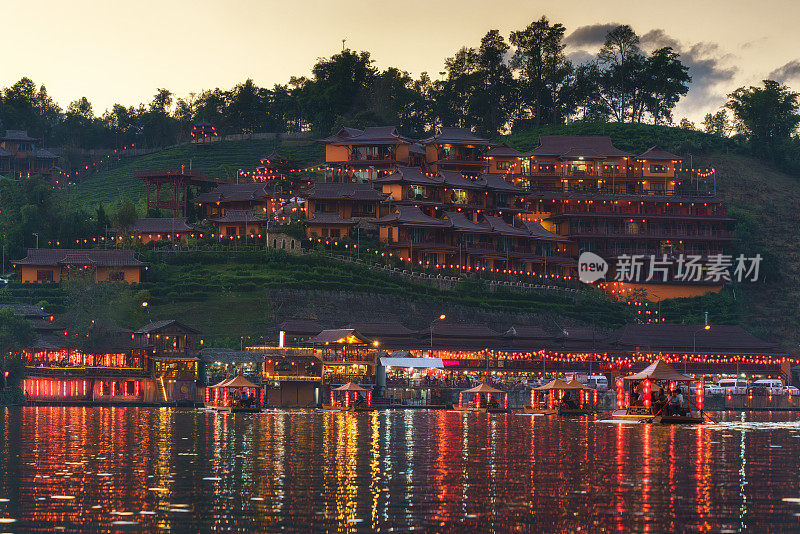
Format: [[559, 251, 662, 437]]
[[322, 382, 374, 412], [611, 359, 706, 424], [524, 379, 597, 415], [452, 383, 510, 413], [205, 373, 264, 413]]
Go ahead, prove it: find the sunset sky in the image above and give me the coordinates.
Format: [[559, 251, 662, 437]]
[[6, 0, 800, 122]]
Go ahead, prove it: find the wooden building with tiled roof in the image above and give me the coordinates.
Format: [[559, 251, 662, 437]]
[[13, 248, 146, 283]]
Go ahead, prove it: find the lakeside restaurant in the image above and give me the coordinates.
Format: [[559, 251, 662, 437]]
[[279, 320, 792, 390], [12, 314, 203, 406]]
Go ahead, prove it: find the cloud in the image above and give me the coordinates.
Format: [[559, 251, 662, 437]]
[[564, 23, 620, 49], [639, 29, 738, 117], [565, 50, 595, 66], [768, 60, 800, 83], [561, 24, 739, 120]]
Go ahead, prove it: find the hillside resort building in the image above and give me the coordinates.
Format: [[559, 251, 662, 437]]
[[309, 126, 732, 300]]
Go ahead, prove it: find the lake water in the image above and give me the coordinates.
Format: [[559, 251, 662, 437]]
[[1, 407, 800, 532]]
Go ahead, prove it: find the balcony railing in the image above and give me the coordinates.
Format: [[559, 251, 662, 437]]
[[569, 229, 733, 239], [524, 185, 717, 198]]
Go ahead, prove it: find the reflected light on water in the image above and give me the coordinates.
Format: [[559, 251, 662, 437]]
[[1, 407, 800, 531]]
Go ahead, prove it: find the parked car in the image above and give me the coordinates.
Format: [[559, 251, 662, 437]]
[[704, 383, 725, 396], [718, 378, 749, 395], [0, 277, 9, 284], [586, 375, 609, 392], [784, 386, 800, 396], [753, 379, 784, 395]]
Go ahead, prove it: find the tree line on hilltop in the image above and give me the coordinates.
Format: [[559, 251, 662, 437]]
[[2, 19, 695, 147]]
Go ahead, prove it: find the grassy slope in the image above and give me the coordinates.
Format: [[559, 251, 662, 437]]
[[0, 250, 631, 346], [56, 138, 323, 212]]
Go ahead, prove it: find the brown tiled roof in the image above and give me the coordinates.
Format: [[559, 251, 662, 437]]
[[373, 166, 440, 186], [208, 210, 263, 224], [484, 216, 529, 236], [194, 183, 270, 204], [423, 323, 500, 338], [305, 182, 387, 201], [135, 319, 199, 334], [481, 173, 524, 193], [13, 248, 145, 267], [326, 126, 413, 146], [317, 127, 365, 144], [126, 218, 198, 233], [2, 130, 37, 142], [422, 127, 492, 145], [305, 212, 358, 226], [637, 146, 682, 161], [443, 212, 492, 233], [375, 206, 450, 227], [486, 143, 523, 157], [279, 320, 324, 335], [438, 170, 485, 190], [521, 220, 570, 241], [505, 325, 553, 339], [524, 135, 631, 158], [345, 322, 418, 337], [612, 324, 778, 352]]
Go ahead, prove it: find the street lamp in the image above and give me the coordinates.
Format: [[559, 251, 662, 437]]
[[430, 314, 446, 352], [32, 233, 39, 249], [690, 312, 711, 373]]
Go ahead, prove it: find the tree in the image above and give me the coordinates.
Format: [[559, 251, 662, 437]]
[[472, 30, 517, 135], [95, 204, 111, 235], [643, 47, 691, 124], [726, 80, 800, 162], [510, 16, 571, 126], [703, 109, 731, 137], [678, 118, 696, 130], [0, 308, 35, 390], [112, 201, 138, 230], [296, 50, 378, 134], [597, 25, 644, 122]]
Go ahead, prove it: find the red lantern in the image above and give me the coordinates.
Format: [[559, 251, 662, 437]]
[[696, 382, 704, 411]]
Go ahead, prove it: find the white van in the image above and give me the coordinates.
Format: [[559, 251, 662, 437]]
[[717, 378, 748, 395], [754, 379, 784, 395], [586, 375, 608, 392]]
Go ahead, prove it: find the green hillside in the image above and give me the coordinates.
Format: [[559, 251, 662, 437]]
[[0, 250, 630, 347], [56, 138, 323, 212]]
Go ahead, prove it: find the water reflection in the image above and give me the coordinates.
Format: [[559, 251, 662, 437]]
[[1, 408, 800, 531]]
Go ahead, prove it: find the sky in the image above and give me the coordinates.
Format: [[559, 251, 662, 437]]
[[5, 0, 800, 123]]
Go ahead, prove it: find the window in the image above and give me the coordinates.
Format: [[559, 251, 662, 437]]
[[450, 189, 468, 204], [226, 226, 237, 236], [495, 193, 509, 207], [411, 185, 427, 199], [361, 203, 375, 214], [650, 164, 667, 173], [520, 159, 531, 175], [109, 271, 125, 282], [102, 382, 111, 396], [496, 160, 512, 170], [36, 270, 54, 282], [330, 229, 341, 238], [126, 381, 136, 395], [315, 202, 327, 212]]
